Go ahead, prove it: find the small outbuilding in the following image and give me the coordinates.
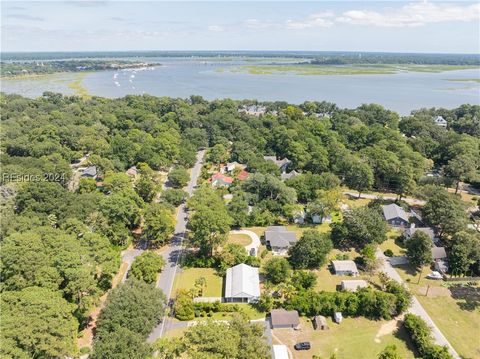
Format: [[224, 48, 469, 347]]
[[340, 279, 368, 292], [313, 315, 329, 330], [331, 260, 359, 276], [333, 312, 343, 324], [270, 309, 300, 329]]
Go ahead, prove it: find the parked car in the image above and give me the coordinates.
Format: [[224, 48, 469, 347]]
[[294, 342, 311, 350]]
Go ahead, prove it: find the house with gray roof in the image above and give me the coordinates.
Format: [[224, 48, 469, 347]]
[[281, 170, 300, 181], [270, 309, 300, 329], [432, 246, 447, 260], [382, 203, 410, 227], [404, 226, 436, 243], [81, 166, 97, 179], [265, 226, 297, 255], [263, 156, 291, 174], [224, 263, 260, 303]]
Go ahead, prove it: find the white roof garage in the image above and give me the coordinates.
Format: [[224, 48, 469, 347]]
[[224, 263, 260, 303]]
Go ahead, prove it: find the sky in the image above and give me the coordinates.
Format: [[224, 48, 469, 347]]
[[1, 1, 479, 53]]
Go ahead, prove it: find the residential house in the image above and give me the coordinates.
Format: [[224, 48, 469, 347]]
[[236, 169, 250, 181], [382, 204, 410, 227], [224, 263, 260, 303], [263, 156, 291, 174], [238, 105, 267, 116], [432, 247, 448, 274], [312, 315, 329, 330], [270, 309, 300, 329], [281, 170, 300, 181], [331, 260, 359, 276], [311, 214, 332, 224], [435, 115, 448, 128], [404, 225, 436, 243], [272, 345, 289, 359], [264, 226, 297, 255], [81, 166, 97, 179], [340, 280, 368, 292], [210, 173, 234, 188], [125, 166, 138, 177], [221, 161, 247, 174]]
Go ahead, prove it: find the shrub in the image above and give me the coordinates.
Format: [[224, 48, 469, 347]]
[[384, 249, 394, 257], [403, 314, 453, 359], [174, 291, 195, 321]]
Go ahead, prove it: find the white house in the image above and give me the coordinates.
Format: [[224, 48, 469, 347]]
[[331, 260, 359, 276], [434, 116, 448, 128], [224, 263, 260, 303], [340, 280, 368, 292]]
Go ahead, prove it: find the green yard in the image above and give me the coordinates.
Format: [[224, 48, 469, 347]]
[[379, 229, 405, 256], [227, 233, 252, 246], [394, 265, 480, 358], [273, 317, 416, 359], [173, 268, 223, 297]]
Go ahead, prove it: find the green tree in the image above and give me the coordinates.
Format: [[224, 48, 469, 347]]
[[423, 189, 467, 238], [361, 243, 379, 273], [78, 177, 97, 193], [142, 203, 176, 247], [168, 167, 190, 188], [174, 290, 195, 321], [264, 257, 291, 284], [188, 201, 232, 256], [288, 230, 333, 269], [161, 189, 187, 206], [95, 278, 166, 339], [1, 287, 78, 359], [151, 337, 186, 359], [130, 251, 165, 284], [344, 158, 374, 197], [136, 175, 158, 202], [378, 344, 402, 359], [449, 231, 480, 276], [331, 207, 387, 249], [91, 327, 152, 359], [207, 143, 228, 165], [405, 231, 432, 269]]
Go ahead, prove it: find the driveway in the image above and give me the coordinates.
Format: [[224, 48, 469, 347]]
[[230, 229, 261, 255], [148, 149, 205, 343], [376, 249, 460, 359]]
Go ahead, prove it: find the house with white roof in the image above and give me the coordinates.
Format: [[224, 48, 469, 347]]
[[331, 260, 359, 276], [434, 115, 448, 128], [224, 263, 260, 303], [340, 279, 368, 292]]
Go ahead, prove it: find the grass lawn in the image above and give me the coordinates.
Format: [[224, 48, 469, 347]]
[[379, 229, 405, 256], [173, 268, 223, 297], [227, 233, 252, 247], [313, 248, 369, 292], [342, 195, 372, 209], [272, 317, 416, 359], [193, 304, 265, 321], [394, 264, 480, 358]]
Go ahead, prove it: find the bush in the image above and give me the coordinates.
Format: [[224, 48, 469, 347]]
[[161, 189, 187, 206], [174, 291, 195, 321], [384, 249, 394, 257], [130, 251, 165, 284], [168, 167, 190, 188], [403, 314, 453, 359]]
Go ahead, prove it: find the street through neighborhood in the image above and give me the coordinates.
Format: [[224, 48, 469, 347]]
[[148, 149, 205, 342], [376, 249, 460, 359]]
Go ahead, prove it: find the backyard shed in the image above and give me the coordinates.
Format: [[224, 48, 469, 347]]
[[270, 309, 300, 329]]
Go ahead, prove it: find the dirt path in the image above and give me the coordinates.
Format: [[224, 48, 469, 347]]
[[374, 315, 403, 343]]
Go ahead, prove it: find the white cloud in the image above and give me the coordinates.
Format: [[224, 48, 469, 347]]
[[208, 25, 224, 32], [243, 19, 275, 30], [337, 2, 480, 27], [286, 11, 335, 29]]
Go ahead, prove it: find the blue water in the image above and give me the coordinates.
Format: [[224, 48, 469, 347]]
[[2, 57, 479, 114]]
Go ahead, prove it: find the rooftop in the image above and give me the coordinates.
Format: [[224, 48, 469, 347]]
[[332, 260, 359, 273], [270, 309, 300, 327], [224, 263, 260, 299], [382, 203, 410, 222]]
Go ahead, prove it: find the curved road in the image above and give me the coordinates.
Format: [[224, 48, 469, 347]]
[[148, 149, 205, 342]]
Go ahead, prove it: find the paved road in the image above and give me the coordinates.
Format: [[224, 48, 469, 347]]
[[376, 249, 460, 359], [148, 149, 205, 342], [230, 229, 261, 255]]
